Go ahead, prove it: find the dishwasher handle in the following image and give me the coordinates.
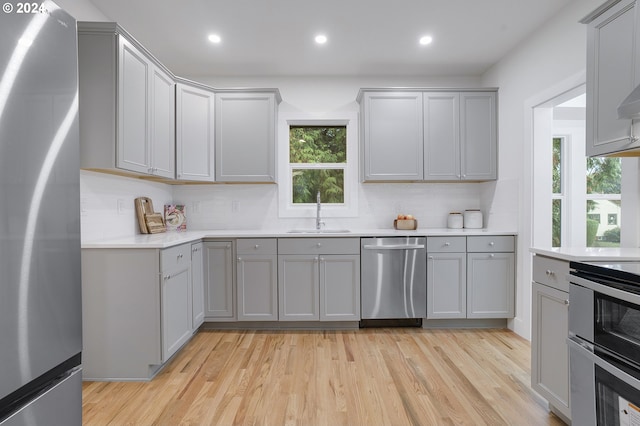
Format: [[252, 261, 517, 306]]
[[362, 244, 425, 250]]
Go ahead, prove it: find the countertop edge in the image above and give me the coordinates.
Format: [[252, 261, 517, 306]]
[[530, 247, 640, 262], [82, 229, 518, 249]]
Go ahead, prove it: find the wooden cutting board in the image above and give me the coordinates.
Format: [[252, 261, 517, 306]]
[[134, 197, 166, 234]]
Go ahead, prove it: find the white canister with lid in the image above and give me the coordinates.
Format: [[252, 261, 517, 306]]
[[463, 209, 483, 229], [447, 212, 463, 229]]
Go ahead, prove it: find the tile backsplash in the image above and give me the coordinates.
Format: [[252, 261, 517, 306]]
[[80, 170, 517, 242]]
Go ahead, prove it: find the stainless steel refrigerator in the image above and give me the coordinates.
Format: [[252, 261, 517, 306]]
[[0, 2, 82, 425]]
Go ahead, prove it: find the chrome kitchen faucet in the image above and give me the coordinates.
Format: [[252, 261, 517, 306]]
[[316, 190, 325, 230]]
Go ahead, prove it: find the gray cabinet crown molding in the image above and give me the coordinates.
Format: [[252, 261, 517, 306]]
[[356, 87, 499, 103]]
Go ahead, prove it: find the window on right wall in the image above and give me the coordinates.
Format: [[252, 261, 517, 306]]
[[586, 157, 621, 247]]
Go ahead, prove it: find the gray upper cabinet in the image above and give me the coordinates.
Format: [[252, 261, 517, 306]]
[[584, 0, 640, 156], [360, 89, 497, 182], [361, 92, 424, 181], [78, 23, 175, 178], [176, 82, 215, 181], [215, 91, 279, 182], [423, 93, 460, 180], [460, 92, 497, 180]]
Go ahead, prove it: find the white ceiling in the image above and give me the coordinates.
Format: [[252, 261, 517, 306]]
[[88, 0, 573, 78]]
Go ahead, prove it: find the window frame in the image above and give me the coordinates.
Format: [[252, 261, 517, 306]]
[[277, 111, 358, 218]]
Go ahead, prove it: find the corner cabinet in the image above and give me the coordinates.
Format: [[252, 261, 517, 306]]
[[531, 254, 571, 421], [191, 242, 205, 330], [584, 0, 640, 156], [78, 22, 175, 178], [278, 238, 360, 321], [215, 91, 280, 182], [359, 88, 497, 182], [176, 82, 215, 182], [81, 245, 195, 381]]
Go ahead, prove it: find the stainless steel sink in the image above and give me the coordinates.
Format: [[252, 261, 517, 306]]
[[287, 229, 351, 234]]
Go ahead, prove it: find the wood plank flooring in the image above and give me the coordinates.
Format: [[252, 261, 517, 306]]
[[82, 328, 565, 425]]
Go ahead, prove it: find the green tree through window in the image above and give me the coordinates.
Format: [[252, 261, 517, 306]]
[[289, 126, 346, 204]]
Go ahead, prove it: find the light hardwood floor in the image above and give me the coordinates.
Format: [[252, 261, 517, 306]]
[[82, 328, 565, 425]]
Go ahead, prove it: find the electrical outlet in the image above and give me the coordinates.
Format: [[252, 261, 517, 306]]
[[117, 199, 125, 215], [232, 200, 240, 213], [192, 201, 201, 214]]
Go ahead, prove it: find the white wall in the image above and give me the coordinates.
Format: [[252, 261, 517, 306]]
[[481, 0, 602, 338]]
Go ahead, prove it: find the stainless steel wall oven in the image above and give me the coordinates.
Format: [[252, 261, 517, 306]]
[[569, 261, 640, 425]]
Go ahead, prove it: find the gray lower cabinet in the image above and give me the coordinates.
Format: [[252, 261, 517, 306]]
[[427, 236, 467, 319], [427, 235, 515, 320], [278, 238, 360, 322], [191, 242, 205, 330], [467, 236, 515, 318], [160, 244, 192, 362], [81, 244, 194, 380], [531, 254, 571, 420], [237, 239, 278, 321], [203, 241, 235, 320]]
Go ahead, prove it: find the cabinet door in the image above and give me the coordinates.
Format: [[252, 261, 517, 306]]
[[460, 92, 496, 180], [203, 241, 235, 319], [161, 264, 191, 362], [427, 252, 466, 319], [215, 93, 276, 182], [278, 255, 319, 321], [149, 66, 175, 178], [532, 282, 571, 419], [320, 255, 360, 321], [466, 252, 514, 318], [362, 92, 424, 181], [423, 93, 460, 180], [176, 83, 215, 181], [117, 36, 150, 174], [237, 254, 278, 321], [586, 0, 640, 156], [191, 243, 204, 330]]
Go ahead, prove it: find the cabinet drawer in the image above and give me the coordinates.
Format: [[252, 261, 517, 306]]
[[427, 237, 466, 252], [237, 238, 277, 255], [532, 255, 570, 292], [467, 236, 514, 252], [161, 243, 191, 271], [278, 238, 360, 255]]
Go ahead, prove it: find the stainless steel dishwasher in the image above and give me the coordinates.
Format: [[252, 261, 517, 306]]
[[361, 237, 427, 320]]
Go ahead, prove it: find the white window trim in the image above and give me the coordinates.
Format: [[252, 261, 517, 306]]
[[277, 111, 359, 218]]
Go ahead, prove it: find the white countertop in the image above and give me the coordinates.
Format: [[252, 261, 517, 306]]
[[82, 228, 517, 249], [530, 247, 640, 262]]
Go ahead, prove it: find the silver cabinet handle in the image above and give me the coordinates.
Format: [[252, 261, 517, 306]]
[[546, 269, 555, 277], [489, 254, 495, 258], [237, 257, 242, 262], [564, 299, 570, 306], [489, 242, 495, 246], [444, 242, 450, 246], [316, 243, 322, 248], [254, 244, 260, 249], [428, 256, 434, 260]]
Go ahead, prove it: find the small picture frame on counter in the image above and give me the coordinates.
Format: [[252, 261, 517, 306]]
[[164, 204, 186, 231]]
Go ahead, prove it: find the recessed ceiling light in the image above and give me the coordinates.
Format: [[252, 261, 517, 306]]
[[315, 34, 328, 45], [419, 35, 433, 46], [208, 34, 221, 44]]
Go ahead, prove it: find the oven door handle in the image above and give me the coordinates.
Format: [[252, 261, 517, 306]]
[[568, 338, 640, 390], [570, 275, 640, 306]]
